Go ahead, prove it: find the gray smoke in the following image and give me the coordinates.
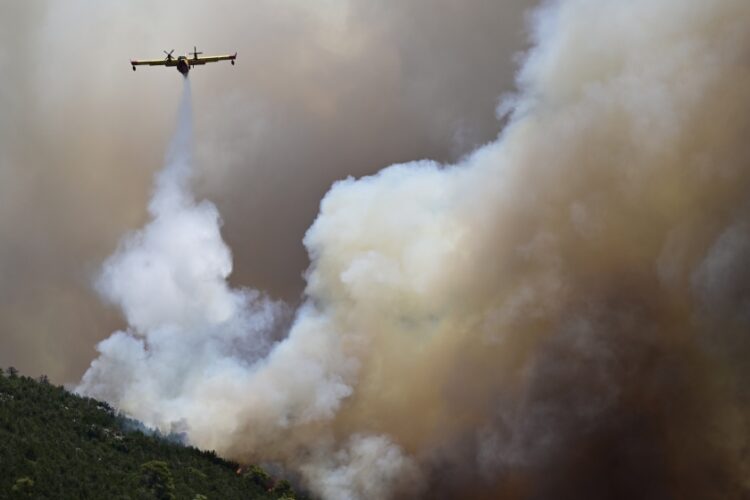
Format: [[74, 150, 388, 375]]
[[26, 0, 750, 498], [0, 0, 530, 383]]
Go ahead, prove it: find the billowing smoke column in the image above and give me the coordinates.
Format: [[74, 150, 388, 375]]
[[79, 0, 750, 498]]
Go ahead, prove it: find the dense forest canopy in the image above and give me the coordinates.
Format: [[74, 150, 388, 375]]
[[0, 367, 301, 499]]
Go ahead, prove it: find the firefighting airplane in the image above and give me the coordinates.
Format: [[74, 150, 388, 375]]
[[130, 47, 236, 77]]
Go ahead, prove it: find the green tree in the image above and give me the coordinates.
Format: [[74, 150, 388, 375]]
[[140, 461, 176, 500], [11, 477, 34, 498], [272, 479, 296, 499], [244, 464, 272, 489]]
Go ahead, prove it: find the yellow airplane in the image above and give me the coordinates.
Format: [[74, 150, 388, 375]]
[[131, 47, 236, 77]]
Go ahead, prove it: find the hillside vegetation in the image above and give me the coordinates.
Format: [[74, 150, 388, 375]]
[[0, 367, 300, 499]]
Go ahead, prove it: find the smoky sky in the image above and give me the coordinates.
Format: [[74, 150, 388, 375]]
[[73, 0, 750, 498], [6, 1, 750, 499], [0, 0, 532, 383]]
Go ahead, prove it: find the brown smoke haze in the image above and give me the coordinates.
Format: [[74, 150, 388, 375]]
[[6, 0, 750, 498], [0, 0, 530, 382]]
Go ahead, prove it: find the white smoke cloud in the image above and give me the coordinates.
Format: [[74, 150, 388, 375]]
[[77, 79, 418, 498], [78, 82, 288, 443], [300, 435, 423, 500], [79, 0, 750, 498]]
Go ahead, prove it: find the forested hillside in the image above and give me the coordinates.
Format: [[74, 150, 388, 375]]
[[0, 367, 300, 499]]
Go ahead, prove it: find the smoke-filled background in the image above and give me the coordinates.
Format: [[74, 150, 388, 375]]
[[5, 0, 750, 498], [0, 0, 529, 382]]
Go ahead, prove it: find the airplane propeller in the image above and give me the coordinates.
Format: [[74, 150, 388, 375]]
[[163, 49, 175, 60], [191, 46, 203, 59]]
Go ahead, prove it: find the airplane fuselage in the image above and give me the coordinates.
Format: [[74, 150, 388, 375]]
[[176, 56, 190, 76]]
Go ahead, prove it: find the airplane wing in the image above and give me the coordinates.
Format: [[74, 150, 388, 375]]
[[131, 58, 178, 67], [189, 53, 237, 65]]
